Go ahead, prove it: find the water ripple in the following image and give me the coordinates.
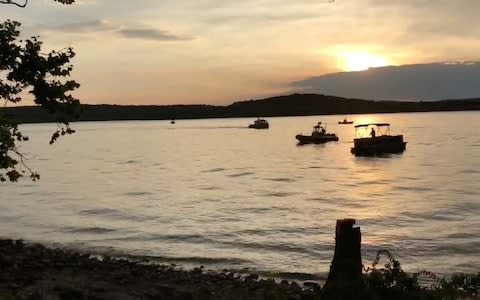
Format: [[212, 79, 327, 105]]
[[78, 208, 152, 221], [262, 191, 299, 198], [265, 177, 297, 182], [460, 169, 480, 174], [79, 208, 119, 215], [62, 226, 117, 234], [121, 254, 252, 265], [121, 191, 153, 196], [228, 172, 255, 178], [201, 168, 226, 173], [218, 240, 328, 257], [393, 185, 433, 192], [119, 160, 141, 164]]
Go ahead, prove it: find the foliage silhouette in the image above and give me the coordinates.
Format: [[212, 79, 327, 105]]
[[363, 250, 479, 299], [0, 0, 79, 182]]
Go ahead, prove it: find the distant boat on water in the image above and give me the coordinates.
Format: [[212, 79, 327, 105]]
[[248, 118, 269, 129], [351, 123, 406, 156], [338, 117, 353, 124]]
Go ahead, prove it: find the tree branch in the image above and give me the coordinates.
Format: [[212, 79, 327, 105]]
[[0, 0, 28, 8], [0, 0, 75, 7], [11, 148, 40, 181]]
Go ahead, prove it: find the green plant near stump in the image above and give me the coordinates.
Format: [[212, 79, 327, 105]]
[[364, 250, 479, 299]]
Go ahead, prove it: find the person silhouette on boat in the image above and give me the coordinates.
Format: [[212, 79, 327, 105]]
[[314, 122, 326, 135], [370, 127, 376, 138]]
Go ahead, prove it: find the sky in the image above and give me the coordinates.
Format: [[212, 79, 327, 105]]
[[2, 0, 480, 105]]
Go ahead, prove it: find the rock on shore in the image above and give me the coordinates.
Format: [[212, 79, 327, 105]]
[[0, 239, 322, 300]]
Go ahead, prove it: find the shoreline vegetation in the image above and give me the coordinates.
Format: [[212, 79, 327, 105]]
[[1, 220, 478, 299], [5, 93, 480, 124]]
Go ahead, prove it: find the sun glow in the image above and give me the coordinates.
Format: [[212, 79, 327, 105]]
[[342, 52, 389, 72]]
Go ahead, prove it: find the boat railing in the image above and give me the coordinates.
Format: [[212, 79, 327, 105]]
[[354, 123, 391, 138]]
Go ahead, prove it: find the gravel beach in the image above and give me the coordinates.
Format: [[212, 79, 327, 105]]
[[0, 239, 322, 300]]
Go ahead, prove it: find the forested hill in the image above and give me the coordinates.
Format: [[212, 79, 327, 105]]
[[5, 94, 480, 123]]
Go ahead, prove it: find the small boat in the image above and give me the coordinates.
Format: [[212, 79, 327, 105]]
[[351, 123, 407, 156], [170, 120, 175, 124], [338, 118, 353, 124], [296, 122, 339, 144], [248, 118, 269, 129]]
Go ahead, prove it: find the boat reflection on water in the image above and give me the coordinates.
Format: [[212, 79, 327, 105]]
[[351, 123, 406, 156]]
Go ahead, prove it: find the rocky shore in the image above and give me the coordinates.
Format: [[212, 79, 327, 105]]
[[0, 239, 322, 300]]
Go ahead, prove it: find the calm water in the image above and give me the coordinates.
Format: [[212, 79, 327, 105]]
[[1, 112, 479, 278]]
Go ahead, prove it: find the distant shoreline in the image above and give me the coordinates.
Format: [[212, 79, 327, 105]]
[[4, 93, 480, 124]]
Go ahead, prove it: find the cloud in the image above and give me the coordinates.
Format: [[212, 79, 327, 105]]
[[40, 19, 117, 33], [291, 62, 480, 101], [194, 0, 335, 25], [201, 12, 321, 25], [37, 20, 193, 42], [118, 28, 193, 41]]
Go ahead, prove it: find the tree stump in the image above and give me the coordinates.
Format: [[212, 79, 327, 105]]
[[323, 219, 363, 299]]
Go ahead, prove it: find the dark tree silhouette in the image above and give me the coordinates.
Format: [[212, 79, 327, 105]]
[[1, 0, 80, 182], [0, 0, 75, 7]]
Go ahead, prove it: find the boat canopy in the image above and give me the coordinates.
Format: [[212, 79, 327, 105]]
[[354, 123, 390, 128]]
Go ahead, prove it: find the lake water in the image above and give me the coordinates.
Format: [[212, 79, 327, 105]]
[[1, 111, 479, 278]]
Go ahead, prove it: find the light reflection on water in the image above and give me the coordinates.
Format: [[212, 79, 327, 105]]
[[1, 111, 479, 277]]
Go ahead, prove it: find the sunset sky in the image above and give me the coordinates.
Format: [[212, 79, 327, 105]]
[[2, 0, 480, 105]]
